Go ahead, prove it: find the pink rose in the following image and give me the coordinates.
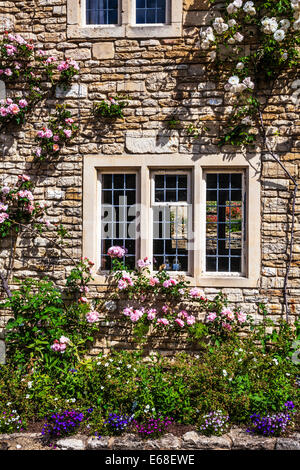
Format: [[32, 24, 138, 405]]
[[187, 315, 196, 326], [147, 309, 156, 320], [207, 312, 217, 322], [189, 287, 205, 299], [175, 318, 185, 328], [0, 212, 9, 224], [107, 246, 126, 258], [149, 277, 159, 286], [63, 129, 72, 138], [18, 99, 28, 108], [86, 310, 100, 323], [8, 103, 20, 115], [237, 311, 247, 323], [157, 318, 169, 326]]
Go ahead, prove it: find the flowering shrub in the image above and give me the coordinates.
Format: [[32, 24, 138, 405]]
[[0, 96, 29, 126], [0, 32, 79, 131], [41, 408, 93, 439], [0, 174, 46, 238], [65, 257, 95, 298], [198, 410, 230, 436], [35, 104, 78, 160], [4, 276, 99, 370], [133, 416, 174, 439], [104, 413, 134, 435], [0, 32, 34, 82], [247, 401, 295, 436], [93, 96, 128, 119], [0, 408, 25, 433], [199, 0, 300, 146], [106, 246, 249, 343]]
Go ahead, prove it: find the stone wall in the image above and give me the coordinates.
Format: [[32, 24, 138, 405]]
[[0, 0, 299, 354]]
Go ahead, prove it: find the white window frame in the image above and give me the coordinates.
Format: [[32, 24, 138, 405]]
[[67, 0, 182, 39], [83, 154, 260, 287]]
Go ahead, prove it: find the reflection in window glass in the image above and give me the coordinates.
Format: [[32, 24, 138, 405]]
[[136, 0, 166, 24], [101, 174, 137, 270], [86, 0, 118, 25], [153, 174, 190, 272], [206, 173, 243, 273]]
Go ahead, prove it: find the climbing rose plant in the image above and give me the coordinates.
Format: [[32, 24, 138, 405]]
[[0, 175, 47, 238], [0, 32, 79, 138], [199, 0, 300, 146], [106, 247, 251, 342]]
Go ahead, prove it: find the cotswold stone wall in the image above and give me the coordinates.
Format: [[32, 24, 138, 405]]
[[0, 0, 299, 354]]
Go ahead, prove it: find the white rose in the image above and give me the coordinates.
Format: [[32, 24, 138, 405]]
[[274, 29, 285, 41], [293, 19, 300, 30], [227, 3, 237, 14], [280, 19, 290, 30], [233, 0, 243, 7], [228, 75, 240, 86], [243, 77, 255, 89], [233, 32, 244, 42]]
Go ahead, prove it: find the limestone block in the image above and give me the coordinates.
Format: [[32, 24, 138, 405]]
[[55, 83, 87, 99], [125, 130, 179, 154], [145, 72, 176, 92], [0, 15, 15, 32], [117, 81, 145, 93], [65, 48, 91, 60], [67, 0, 79, 24], [92, 42, 115, 60], [182, 431, 231, 449], [56, 438, 85, 450], [0, 81, 6, 101]]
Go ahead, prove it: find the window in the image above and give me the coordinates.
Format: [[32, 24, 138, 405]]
[[151, 171, 192, 272], [136, 0, 167, 24], [205, 172, 245, 275], [85, 0, 119, 25], [83, 154, 260, 287], [67, 0, 182, 38], [100, 172, 138, 271]]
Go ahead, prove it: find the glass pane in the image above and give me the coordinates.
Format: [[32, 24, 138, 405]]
[[153, 174, 190, 272], [101, 174, 137, 270], [86, 0, 118, 25], [206, 173, 243, 273], [136, 0, 166, 23]]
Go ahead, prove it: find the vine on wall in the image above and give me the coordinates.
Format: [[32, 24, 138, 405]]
[[198, 0, 299, 319]]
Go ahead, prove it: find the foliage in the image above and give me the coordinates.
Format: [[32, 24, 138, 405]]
[[93, 96, 128, 119], [0, 32, 79, 131], [198, 410, 230, 436], [200, 0, 300, 147], [0, 316, 298, 437], [35, 104, 78, 161], [133, 416, 174, 439], [65, 257, 95, 298], [247, 401, 296, 436], [41, 408, 93, 439], [2, 277, 99, 371], [0, 174, 46, 238]]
